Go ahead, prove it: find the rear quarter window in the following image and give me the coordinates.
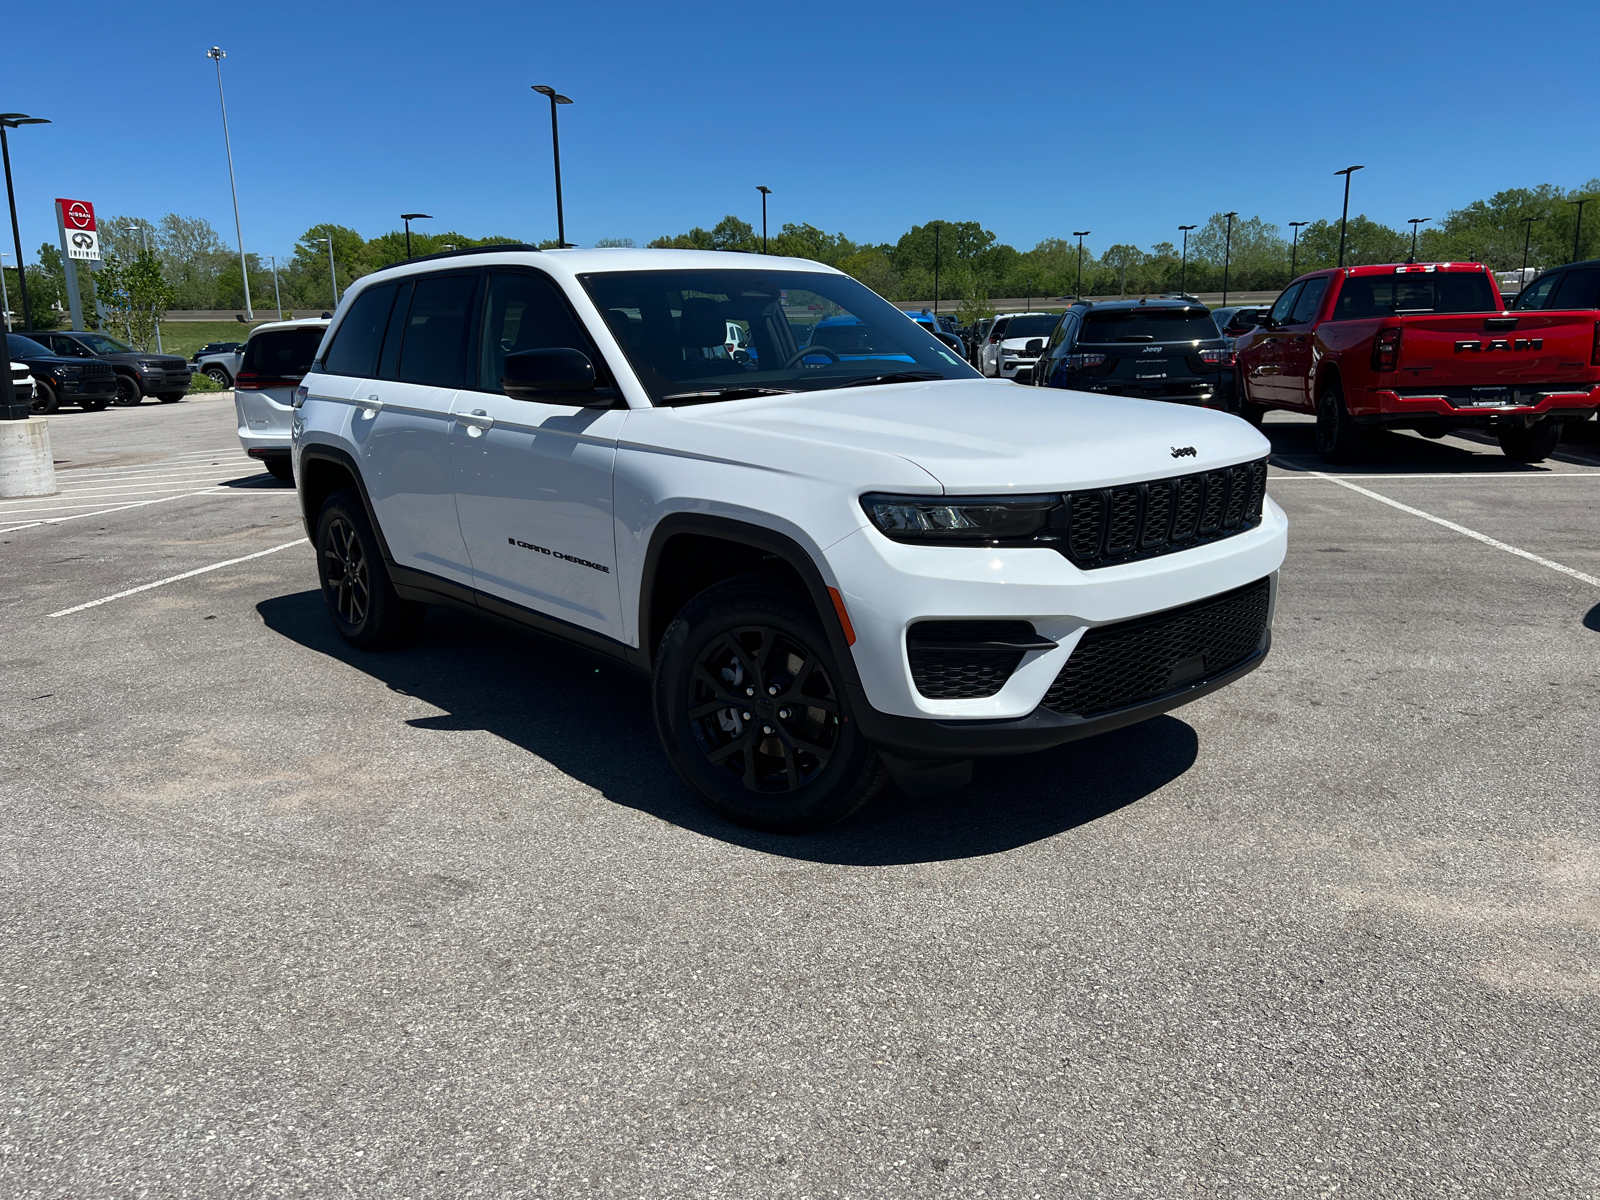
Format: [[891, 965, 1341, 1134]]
[[1330, 271, 1497, 319], [1552, 267, 1600, 309]]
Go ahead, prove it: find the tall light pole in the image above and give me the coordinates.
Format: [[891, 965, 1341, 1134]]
[[756, 186, 771, 253], [1568, 196, 1591, 263], [1334, 165, 1364, 267], [1288, 221, 1307, 278], [1407, 217, 1430, 261], [401, 213, 432, 260], [933, 221, 941, 316], [1221, 212, 1238, 306], [268, 254, 283, 318], [1178, 224, 1196, 294], [311, 235, 338, 308], [531, 85, 573, 248], [207, 48, 253, 319], [0, 113, 50, 331], [1073, 231, 1090, 299], [1519, 215, 1539, 281], [0, 251, 11, 331], [132, 221, 164, 351]]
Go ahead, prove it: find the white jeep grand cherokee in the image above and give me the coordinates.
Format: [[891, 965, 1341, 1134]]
[[291, 247, 1286, 832]]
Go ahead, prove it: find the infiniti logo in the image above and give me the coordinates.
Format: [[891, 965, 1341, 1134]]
[[1171, 446, 1197, 458]]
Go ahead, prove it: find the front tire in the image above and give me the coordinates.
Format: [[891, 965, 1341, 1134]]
[[205, 366, 231, 387], [1498, 419, 1563, 463], [1315, 382, 1362, 464], [112, 374, 143, 407], [653, 578, 887, 832], [314, 489, 425, 649], [157, 392, 184, 404], [30, 381, 59, 415], [1232, 369, 1266, 427]]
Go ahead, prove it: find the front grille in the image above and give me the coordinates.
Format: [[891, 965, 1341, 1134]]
[[1062, 458, 1267, 569], [908, 619, 1034, 699], [1041, 578, 1271, 717], [82, 362, 114, 379]]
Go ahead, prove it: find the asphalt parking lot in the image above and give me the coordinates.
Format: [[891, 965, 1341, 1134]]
[[3, 394, 1598, 1198]]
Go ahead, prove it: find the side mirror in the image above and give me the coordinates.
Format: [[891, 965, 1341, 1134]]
[[1025, 338, 1045, 354], [502, 348, 608, 404]]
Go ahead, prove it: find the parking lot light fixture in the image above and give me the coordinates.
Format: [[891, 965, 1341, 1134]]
[[0, 251, 11, 331], [1221, 212, 1238, 307], [1, 113, 50, 331], [1073, 232, 1090, 300], [1334, 165, 1364, 267], [131, 221, 165, 351], [1288, 221, 1307, 279], [207, 48, 253, 320], [401, 213, 432, 260], [756, 187, 771, 253], [933, 221, 942, 316], [1568, 196, 1591, 263], [1177, 224, 1196, 295], [311, 235, 338, 308], [1407, 217, 1430, 261], [268, 254, 283, 319], [531, 86, 573, 248], [1519, 215, 1539, 281]]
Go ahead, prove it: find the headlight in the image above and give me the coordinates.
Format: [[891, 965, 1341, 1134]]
[[861, 493, 1059, 543]]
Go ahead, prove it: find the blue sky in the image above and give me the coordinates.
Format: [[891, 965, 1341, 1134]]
[[5, 0, 1599, 265]]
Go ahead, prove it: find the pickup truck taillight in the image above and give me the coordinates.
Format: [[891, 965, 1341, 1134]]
[[1592, 321, 1600, 366], [1371, 327, 1402, 372], [1199, 349, 1236, 368]]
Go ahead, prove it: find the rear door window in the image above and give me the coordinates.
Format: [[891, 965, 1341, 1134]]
[[397, 273, 479, 388], [323, 284, 396, 377], [1288, 278, 1328, 325], [1551, 267, 1600, 309]]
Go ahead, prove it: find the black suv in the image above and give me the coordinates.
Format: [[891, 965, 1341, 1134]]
[[24, 330, 191, 406], [6, 332, 118, 413], [1030, 299, 1237, 409], [1510, 259, 1600, 312]]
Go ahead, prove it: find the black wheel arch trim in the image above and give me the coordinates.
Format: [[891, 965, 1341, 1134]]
[[296, 443, 397, 564], [637, 512, 862, 687]]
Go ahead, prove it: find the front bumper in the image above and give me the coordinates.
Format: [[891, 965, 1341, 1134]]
[[999, 355, 1039, 379], [140, 368, 192, 391], [54, 376, 116, 397]]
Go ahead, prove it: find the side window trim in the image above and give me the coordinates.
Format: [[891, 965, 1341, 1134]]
[[1269, 283, 1304, 324]]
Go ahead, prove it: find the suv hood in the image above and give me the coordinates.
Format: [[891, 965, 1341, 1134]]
[[664, 377, 1269, 492]]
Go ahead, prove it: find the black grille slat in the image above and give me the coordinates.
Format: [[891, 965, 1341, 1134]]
[[1041, 578, 1271, 716], [1062, 457, 1268, 569]]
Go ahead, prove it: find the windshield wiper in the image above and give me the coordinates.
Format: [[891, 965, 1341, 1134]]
[[659, 386, 798, 405], [837, 371, 946, 388]]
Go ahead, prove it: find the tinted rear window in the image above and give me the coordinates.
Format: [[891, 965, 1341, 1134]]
[[1001, 315, 1059, 339], [244, 328, 323, 376], [1552, 267, 1600, 309], [7, 334, 51, 358], [398, 273, 479, 388], [1079, 308, 1218, 342], [1330, 272, 1497, 320]]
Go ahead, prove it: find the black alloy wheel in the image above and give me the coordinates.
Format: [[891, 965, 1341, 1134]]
[[30, 380, 59, 415], [314, 489, 425, 649], [1315, 383, 1361, 464], [112, 374, 142, 406], [654, 578, 886, 832]]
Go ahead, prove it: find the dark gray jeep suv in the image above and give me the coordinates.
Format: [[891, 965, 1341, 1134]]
[[24, 331, 191, 406]]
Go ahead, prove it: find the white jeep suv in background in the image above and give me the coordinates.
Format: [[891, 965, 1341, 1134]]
[[980, 311, 1061, 380], [233, 318, 328, 481], [291, 247, 1286, 832]]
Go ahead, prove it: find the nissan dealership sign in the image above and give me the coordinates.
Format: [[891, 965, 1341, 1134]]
[[57, 198, 100, 261]]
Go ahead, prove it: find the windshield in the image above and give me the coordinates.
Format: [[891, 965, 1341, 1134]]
[[8, 334, 53, 358], [1080, 307, 1220, 342], [1331, 271, 1498, 319], [579, 268, 978, 403], [78, 334, 136, 354], [1001, 315, 1059, 339]]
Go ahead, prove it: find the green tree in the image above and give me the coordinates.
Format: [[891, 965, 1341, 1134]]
[[95, 249, 176, 349]]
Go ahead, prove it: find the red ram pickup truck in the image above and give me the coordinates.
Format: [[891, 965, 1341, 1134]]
[[1233, 262, 1600, 462]]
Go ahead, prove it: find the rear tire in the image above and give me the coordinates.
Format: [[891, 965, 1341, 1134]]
[[264, 457, 294, 482], [1315, 382, 1362, 464], [653, 577, 887, 833], [1232, 370, 1265, 426], [1498, 419, 1563, 463], [205, 366, 231, 387], [30, 380, 59, 415], [112, 374, 143, 407], [314, 488, 426, 650]]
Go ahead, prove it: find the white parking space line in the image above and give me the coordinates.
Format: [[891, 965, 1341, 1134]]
[[0, 487, 283, 534], [49, 538, 310, 617], [1304, 470, 1600, 589], [1269, 471, 1600, 480]]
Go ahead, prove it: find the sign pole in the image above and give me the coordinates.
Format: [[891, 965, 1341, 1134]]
[[55, 201, 85, 332]]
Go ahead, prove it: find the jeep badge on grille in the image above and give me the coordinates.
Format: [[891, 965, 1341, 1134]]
[[1171, 446, 1197, 458]]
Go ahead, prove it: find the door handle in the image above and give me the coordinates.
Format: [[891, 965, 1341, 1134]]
[[456, 409, 494, 436], [1290, 336, 1307, 343], [354, 395, 383, 420]]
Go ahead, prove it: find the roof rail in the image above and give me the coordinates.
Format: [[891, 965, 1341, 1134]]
[[385, 243, 541, 268]]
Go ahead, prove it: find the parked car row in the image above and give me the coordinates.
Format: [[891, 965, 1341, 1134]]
[[4, 330, 190, 413], [980, 258, 1600, 464]]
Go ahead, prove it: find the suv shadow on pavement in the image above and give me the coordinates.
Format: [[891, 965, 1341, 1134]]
[[1262, 412, 1600, 473], [257, 590, 1199, 865]]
